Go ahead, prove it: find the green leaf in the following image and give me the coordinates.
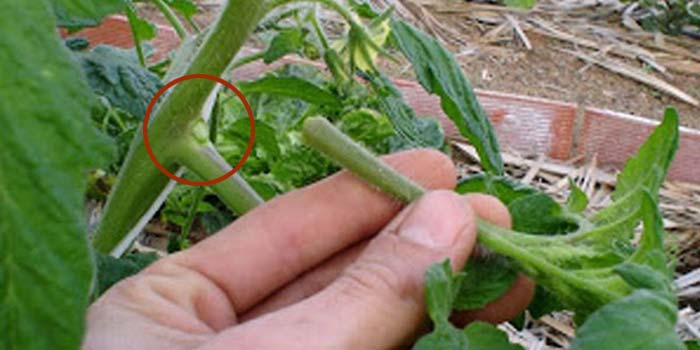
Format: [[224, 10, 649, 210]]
[[225, 119, 281, 159], [339, 109, 395, 153], [415, 260, 469, 350], [503, 0, 537, 9], [334, 9, 393, 73], [567, 179, 589, 214], [240, 76, 342, 108], [612, 108, 679, 201], [414, 325, 469, 350], [614, 263, 672, 298], [390, 20, 504, 175], [456, 175, 537, 204], [463, 322, 524, 350], [76, 45, 164, 118], [571, 290, 684, 350], [200, 207, 235, 234], [95, 252, 159, 296], [0, 2, 113, 349], [508, 193, 579, 234], [388, 116, 445, 152], [455, 256, 518, 311], [263, 28, 308, 64], [369, 74, 446, 150], [245, 175, 283, 201], [527, 286, 565, 319], [457, 175, 579, 234], [125, 6, 158, 41], [348, 0, 380, 19], [424, 260, 464, 322], [628, 191, 672, 276], [165, 0, 197, 19], [270, 146, 335, 191], [417, 262, 523, 350], [686, 340, 700, 350], [594, 108, 679, 225], [52, 0, 125, 30]]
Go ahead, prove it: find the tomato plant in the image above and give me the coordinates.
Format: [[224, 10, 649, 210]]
[[0, 0, 691, 349]]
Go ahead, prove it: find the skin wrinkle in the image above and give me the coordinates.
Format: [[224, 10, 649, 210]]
[[173, 255, 243, 329], [107, 278, 209, 333], [143, 259, 237, 331]]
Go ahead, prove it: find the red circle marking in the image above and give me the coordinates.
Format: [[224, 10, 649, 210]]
[[143, 74, 255, 187]]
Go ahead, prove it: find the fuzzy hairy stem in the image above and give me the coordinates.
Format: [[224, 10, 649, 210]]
[[302, 116, 623, 305], [93, 0, 269, 255], [303, 116, 424, 202]]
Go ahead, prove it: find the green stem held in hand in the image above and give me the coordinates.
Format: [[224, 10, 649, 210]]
[[303, 116, 424, 203], [302, 117, 622, 306]]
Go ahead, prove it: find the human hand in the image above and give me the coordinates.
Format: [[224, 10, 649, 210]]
[[84, 149, 534, 350]]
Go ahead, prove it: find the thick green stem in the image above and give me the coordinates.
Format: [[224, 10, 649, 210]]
[[152, 0, 188, 39], [302, 117, 623, 305], [93, 0, 269, 255]]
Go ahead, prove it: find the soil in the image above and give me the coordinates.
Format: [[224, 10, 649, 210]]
[[440, 27, 700, 129], [139, 1, 700, 128], [462, 35, 698, 123]]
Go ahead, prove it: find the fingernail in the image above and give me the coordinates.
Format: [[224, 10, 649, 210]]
[[398, 191, 469, 248]]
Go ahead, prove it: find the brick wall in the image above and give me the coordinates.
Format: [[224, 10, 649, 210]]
[[61, 16, 180, 62]]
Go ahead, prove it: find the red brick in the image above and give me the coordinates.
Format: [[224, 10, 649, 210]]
[[60, 16, 180, 62], [394, 79, 577, 160]]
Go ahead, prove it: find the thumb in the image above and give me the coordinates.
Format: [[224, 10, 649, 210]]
[[204, 191, 478, 350]]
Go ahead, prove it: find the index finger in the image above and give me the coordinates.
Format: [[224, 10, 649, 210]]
[[172, 149, 457, 314]]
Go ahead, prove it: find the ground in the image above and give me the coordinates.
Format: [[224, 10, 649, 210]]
[[455, 31, 700, 128]]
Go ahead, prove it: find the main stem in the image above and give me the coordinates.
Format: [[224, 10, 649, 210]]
[[302, 117, 621, 304], [93, 0, 269, 255]]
